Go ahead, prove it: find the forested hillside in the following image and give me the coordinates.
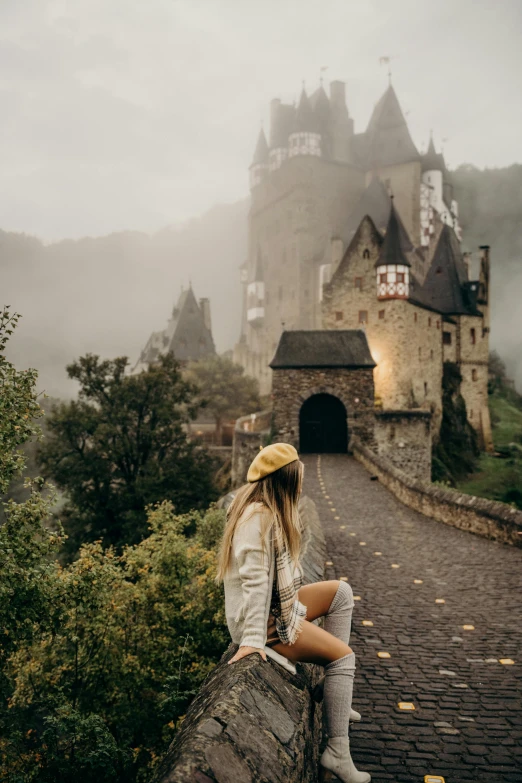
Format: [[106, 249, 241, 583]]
[[2, 164, 521, 397], [453, 163, 522, 388]]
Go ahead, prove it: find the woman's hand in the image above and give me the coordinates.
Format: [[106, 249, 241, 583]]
[[228, 645, 267, 664]]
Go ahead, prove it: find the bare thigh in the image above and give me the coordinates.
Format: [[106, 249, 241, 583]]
[[268, 580, 352, 665]]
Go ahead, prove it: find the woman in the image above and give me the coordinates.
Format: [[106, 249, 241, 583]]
[[216, 442, 370, 783]]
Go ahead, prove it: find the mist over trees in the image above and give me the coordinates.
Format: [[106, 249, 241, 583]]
[[2, 163, 522, 398]]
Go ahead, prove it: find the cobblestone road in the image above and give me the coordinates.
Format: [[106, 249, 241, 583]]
[[302, 453, 522, 783]]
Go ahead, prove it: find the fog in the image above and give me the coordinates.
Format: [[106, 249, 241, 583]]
[[1, 0, 522, 396]]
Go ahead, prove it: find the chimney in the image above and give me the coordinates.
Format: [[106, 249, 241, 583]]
[[330, 80, 346, 108], [199, 298, 212, 333], [462, 251, 471, 279]]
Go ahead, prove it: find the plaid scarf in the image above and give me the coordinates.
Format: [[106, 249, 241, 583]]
[[270, 535, 307, 646]]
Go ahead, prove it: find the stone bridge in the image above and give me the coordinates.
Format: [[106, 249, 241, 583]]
[[306, 452, 522, 783]]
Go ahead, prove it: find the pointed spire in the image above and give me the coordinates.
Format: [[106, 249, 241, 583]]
[[293, 87, 318, 132], [366, 85, 419, 166], [422, 132, 447, 173], [251, 127, 269, 166], [376, 198, 411, 268]]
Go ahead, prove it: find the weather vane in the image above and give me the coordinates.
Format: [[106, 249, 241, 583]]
[[379, 56, 394, 84]]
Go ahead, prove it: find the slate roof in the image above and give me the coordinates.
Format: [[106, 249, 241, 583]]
[[293, 88, 319, 133], [251, 128, 269, 166], [340, 177, 391, 243], [135, 286, 216, 370], [410, 225, 481, 316], [364, 85, 420, 167], [421, 135, 447, 174], [376, 199, 412, 268], [270, 330, 376, 369]]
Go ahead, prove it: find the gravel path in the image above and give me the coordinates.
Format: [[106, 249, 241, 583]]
[[302, 453, 522, 783]]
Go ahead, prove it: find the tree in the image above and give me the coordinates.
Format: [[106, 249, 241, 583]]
[[185, 355, 260, 443], [432, 362, 480, 484], [38, 353, 218, 553]]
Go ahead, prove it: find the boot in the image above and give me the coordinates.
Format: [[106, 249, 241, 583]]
[[319, 737, 371, 783], [312, 675, 362, 721]]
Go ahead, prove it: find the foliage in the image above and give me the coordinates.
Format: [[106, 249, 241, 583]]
[[185, 355, 260, 441], [0, 307, 43, 496], [1, 312, 229, 781], [2, 502, 228, 782], [38, 353, 219, 553], [457, 360, 522, 509], [432, 362, 480, 484]]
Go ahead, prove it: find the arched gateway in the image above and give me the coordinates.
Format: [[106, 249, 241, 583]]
[[269, 330, 376, 453], [299, 393, 348, 453]]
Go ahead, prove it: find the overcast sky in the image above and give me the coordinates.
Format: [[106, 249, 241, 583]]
[[1, 0, 521, 240]]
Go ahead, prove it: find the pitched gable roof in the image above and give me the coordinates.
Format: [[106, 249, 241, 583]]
[[411, 225, 480, 316], [270, 330, 376, 369], [340, 177, 391, 243], [293, 88, 319, 133], [331, 214, 383, 286], [421, 135, 447, 174]]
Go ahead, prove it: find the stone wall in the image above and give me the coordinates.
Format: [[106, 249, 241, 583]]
[[373, 410, 432, 482], [352, 437, 522, 548], [231, 410, 272, 485], [271, 367, 374, 450], [150, 495, 327, 783], [322, 216, 444, 434]]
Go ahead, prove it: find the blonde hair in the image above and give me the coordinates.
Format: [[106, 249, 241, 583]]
[[215, 459, 304, 583]]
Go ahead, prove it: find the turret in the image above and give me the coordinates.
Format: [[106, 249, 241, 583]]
[[421, 134, 461, 239], [269, 99, 294, 171], [329, 80, 353, 163], [249, 128, 269, 189], [288, 88, 321, 158], [375, 199, 411, 299], [246, 248, 265, 328]]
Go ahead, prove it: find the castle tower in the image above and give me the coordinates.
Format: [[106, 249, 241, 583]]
[[268, 99, 294, 171], [363, 85, 421, 242], [330, 80, 354, 163], [288, 88, 321, 158], [420, 134, 461, 245], [376, 199, 411, 300]]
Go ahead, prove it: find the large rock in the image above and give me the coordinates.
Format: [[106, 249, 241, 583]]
[[150, 495, 326, 783]]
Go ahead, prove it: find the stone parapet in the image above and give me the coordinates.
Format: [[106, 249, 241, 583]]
[[352, 437, 522, 548], [373, 409, 432, 482], [150, 495, 326, 783]]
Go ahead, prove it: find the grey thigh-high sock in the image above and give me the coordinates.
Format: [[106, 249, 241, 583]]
[[324, 580, 354, 645], [323, 652, 356, 738]]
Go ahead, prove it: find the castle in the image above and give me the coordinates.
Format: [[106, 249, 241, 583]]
[[234, 79, 492, 449]]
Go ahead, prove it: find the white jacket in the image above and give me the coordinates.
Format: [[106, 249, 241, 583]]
[[223, 503, 275, 650]]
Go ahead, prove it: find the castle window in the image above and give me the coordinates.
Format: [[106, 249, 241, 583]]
[[428, 317, 432, 327], [424, 382, 428, 396], [397, 272, 405, 284], [443, 331, 452, 345], [470, 409, 474, 419], [358, 310, 368, 324], [472, 368, 478, 382], [379, 310, 385, 320], [335, 311, 343, 321], [379, 272, 387, 285], [470, 328, 476, 345], [430, 349, 434, 360], [414, 312, 418, 323], [355, 277, 363, 290], [363, 249, 370, 259], [436, 320, 440, 329]]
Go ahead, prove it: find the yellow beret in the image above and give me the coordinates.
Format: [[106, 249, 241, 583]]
[[247, 442, 299, 482]]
